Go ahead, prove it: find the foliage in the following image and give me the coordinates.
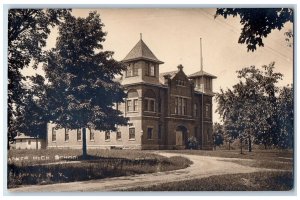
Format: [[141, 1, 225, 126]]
[[126, 171, 293, 191], [216, 62, 293, 149], [8, 9, 71, 141], [277, 85, 294, 148], [187, 136, 199, 149], [43, 12, 128, 131], [215, 8, 294, 51], [213, 122, 224, 147]]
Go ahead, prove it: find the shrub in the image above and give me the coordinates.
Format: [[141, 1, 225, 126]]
[[187, 136, 199, 149]]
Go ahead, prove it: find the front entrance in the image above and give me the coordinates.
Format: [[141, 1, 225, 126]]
[[175, 125, 188, 148]]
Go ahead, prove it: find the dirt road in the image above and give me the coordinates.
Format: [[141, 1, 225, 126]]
[[8, 152, 271, 192]]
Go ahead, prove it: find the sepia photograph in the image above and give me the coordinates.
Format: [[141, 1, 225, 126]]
[[5, 7, 294, 193]]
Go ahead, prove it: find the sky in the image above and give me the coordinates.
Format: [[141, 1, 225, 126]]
[[24, 8, 294, 123]]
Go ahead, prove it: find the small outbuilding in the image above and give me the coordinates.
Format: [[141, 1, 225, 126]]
[[14, 133, 46, 150]]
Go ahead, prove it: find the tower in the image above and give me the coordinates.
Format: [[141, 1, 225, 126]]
[[121, 34, 164, 86]]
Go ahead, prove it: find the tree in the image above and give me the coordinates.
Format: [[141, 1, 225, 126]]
[[213, 123, 224, 149], [277, 85, 294, 149], [8, 9, 71, 144], [215, 8, 294, 51], [43, 12, 128, 159], [216, 62, 284, 152]]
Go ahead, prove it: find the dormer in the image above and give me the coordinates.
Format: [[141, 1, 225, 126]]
[[188, 70, 217, 95], [121, 35, 164, 85]]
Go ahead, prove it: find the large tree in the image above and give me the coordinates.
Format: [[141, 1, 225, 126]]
[[277, 85, 294, 149], [8, 9, 71, 143], [215, 8, 294, 51], [43, 12, 128, 158], [216, 62, 287, 151]]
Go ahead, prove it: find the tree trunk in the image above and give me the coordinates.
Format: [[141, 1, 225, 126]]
[[240, 138, 243, 154], [82, 128, 87, 159], [248, 135, 252, 152]]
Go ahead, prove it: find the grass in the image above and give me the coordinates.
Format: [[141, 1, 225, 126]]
[[7, 149, 192, 188], [161, 149, 293, 162], [125, 171, 293, 191]]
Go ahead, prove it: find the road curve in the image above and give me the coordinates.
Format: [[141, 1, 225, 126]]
[[8, 152, 270, 192]]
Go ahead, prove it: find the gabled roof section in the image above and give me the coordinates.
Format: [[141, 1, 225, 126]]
[[159, 70, 178, 84], [122, 39, 164, 64], [188, 70, 217, 79]]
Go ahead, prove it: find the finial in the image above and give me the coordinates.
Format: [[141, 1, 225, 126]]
[[177, 64, 183, 71], [140, 33, 142, 40]]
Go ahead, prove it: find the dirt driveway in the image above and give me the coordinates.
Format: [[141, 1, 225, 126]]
[[8, 152, 271, 192]]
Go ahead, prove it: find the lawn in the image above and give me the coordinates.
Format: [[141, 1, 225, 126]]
[[7, 149, 192, 188], [126, 171, 293, 191], [161, 149, 293, 162]]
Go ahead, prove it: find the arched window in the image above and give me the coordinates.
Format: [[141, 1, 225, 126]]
[[144, 89, 156, 112], [127, 89, 139, 112]]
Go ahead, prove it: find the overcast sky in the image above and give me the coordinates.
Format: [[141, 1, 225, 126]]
[[26, 8, 293, 123]]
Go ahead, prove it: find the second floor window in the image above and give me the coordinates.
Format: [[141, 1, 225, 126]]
[[144, 98, 155, 112], [205, 104, 211, 118], [175, 97, 188, 115]]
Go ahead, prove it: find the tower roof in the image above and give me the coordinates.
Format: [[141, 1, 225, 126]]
[[122, 38, 164, 64], [188, 70, 217, 79]]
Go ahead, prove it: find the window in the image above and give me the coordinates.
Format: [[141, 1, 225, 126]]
[[105, 131, 110, 140], [147, 128, 153, 139], [52, 128, 56, 142], [183, 98, 187, 115], [144, 98, 155, 112], [65, 129, 69, 141], [134, 99, 138, 111], [145, 62, 155, 77], [194, 103, 198, 117], [126, 64, 133, 77], [133, 63, 138, 76], [178, 97, 182, 115], [174, 97, 188, 115], [150, 64, 155, 76], [127, 90, 139, 112], [177, 80, 186, 86], [127, 100, 132, 112], [116, 131, 121, 140], [158, 125, 162, 139], [144, 90, 156, 112], [77, 129, 82, 141], [149, 99, 155, 112], [90, 129, 95, 141], [129, 128, 135, 140], [205, 104, 211, 118]]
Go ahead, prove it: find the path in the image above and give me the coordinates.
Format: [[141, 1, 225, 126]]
[[8, 152, 272, 192]]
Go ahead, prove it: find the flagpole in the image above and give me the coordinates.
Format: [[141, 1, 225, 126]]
[[200, 38, 204, 150]]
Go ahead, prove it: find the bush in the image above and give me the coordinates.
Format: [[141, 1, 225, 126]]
[[187, 136, 199, 149]]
